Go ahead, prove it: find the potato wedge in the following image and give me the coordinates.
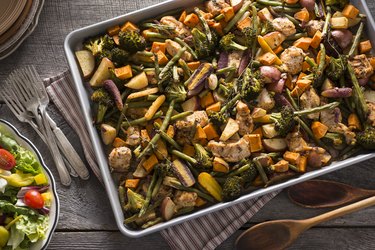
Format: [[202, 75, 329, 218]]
[[75, 50, 95, 79], [89, 57, 115, 87], [125, 71, 149, 90]]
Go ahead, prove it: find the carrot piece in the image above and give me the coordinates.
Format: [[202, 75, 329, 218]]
[[206, 102, 221, 112], [184, 13, 199, 28], [200, 92, 215, 108], [203, 123, 219, 140], [179, 10, 187, 22], [245, 134, 263, 153], [311, 121, 328, 139], [237, 17, 252, 30], [187, 61, 201, 70], [213, 157, 230, 173], [142, 154, 159, 173], [182, 144, 195, 157], [114, 65, 133, 80], [283, 151, 301, 165], [125, 179, 140, 188], [194, 125, 207, 140], [107, 25, 120, 36], [127, 87, 159, 100], [112, 137, 127, 148], [258, 52, 277, 66], [359, 40, 372, 54], [121, 21, 139, 32], [221, 6, 235, 22], [342, 4, 360, 19], [151, 42, 166, 53], [144, 95, 166, 121], [294, 8, 309, 22], [310, 30, 322, 49], [293, 37, 312, 51], [348, 113, 362, 130]]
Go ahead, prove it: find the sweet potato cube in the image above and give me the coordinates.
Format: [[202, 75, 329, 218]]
[[296, 79, 311, 92], [183, 144, 195, 157], [151, 42, 166, 53], [297, 156, 307, 172], [272, 160, 289, 173], [125, 179, 140, 188], [140, 129, 150, 147], [311, 121, 328, 139], [359, 40, 372, 54], [166, 125, 175, 138], [206, 102, 221, 112], [121, 21, 139, 32], [107, 25, 120, 36], [251, 127, 263, 138], [258, 7, 273, 21], [200, 92, 215, 108], [245, 134, 263, 153], [283, 151, 301, 165], [114, 65, 133, 80], [142, 154, 159, 172], [212, 22, 224, 36], [112, 137, 127, 148], [293, 37, 312, 51], [179, 10, 187, 22], [203, 123, 219, 140], [342, 4, 360, 19], [195, 197, 207, 207], [153, 50, 169, 66], [184, 13, 199, 28], [154, 139, 168, 160], [310, 30, 322, 49], [348, 113, 361, 130], [221, 6, 235, 22], [187, 61, 201, 70], [273, 45, 284, 55], [259, 52, 277, 66], [237, 17, 251, 30], [294, 8, 309, 22], [194, 125, 207, 140]]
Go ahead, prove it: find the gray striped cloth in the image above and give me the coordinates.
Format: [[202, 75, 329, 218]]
[[45, 71, 280, 250]]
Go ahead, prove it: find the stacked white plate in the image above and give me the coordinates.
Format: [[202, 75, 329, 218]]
[[0, 0, 45, 60]]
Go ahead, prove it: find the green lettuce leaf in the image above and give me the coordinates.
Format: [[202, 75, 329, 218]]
[[14, 147, 41, 175]]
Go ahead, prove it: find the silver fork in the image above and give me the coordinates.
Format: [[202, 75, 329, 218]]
[[25, 66, 90, 180], [8, 68, 72, 186], [0, 87, 79, 178]]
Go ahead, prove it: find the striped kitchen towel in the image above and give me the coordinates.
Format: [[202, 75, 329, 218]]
[[45, 70, 280, 250]]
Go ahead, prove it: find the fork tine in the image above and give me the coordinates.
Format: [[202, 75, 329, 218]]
[[0, 89, 24, 119], [27, 66, 46, 99]]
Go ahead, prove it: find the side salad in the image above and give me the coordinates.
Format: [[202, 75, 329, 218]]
[[0, 132, 51, 249], [75, 0, 375, 229]]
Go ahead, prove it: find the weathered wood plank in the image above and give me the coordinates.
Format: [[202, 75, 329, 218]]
[[47, 228, 375, 250]]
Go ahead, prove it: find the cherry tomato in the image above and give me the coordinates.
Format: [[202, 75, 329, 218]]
[[24, 190, 44, 209], [0, 149, 16, 170]]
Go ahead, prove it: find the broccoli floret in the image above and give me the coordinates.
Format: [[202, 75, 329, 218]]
[[260, 20, 275, 36], [356, 127, 375, 149], [208, 111, 229, 127], [222, 176, 242, 201], [326, 56, 347, 81], [238, 163, 258, 187], [219, 33, 248, 52], [270, 106, 296, 137], [91, 88, 114, 123], [323, 132, 345, 146], [240, 68, 263, 101], [141, 23, 176, 37], [193, 144, 212, 170], [124, 188, 146, 212], [84, 35, 115, 59], [110, 47, 130, 67], [119, 30, 147, 53], [242, 26, 257, 48], [191, 28, 216, 59], [165, 82, 187, 102], [157, 163, 175, 177]]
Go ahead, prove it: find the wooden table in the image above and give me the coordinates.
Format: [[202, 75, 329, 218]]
[[0, 0, 374, 249]]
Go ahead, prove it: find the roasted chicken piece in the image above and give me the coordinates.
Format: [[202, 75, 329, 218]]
[[207, 137, 251, 162]]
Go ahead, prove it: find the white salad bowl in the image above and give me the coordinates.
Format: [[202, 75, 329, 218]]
[[0, 119, 59, 250]]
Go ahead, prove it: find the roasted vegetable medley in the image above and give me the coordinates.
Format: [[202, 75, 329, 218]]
[[76, 0, 375, 229]]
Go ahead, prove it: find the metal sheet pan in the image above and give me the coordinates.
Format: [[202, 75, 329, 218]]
[[64, 0, 375, 238]]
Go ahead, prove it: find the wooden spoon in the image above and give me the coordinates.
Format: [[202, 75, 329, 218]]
[[288, 179, 375, 208], [235, 196, 375, 250]]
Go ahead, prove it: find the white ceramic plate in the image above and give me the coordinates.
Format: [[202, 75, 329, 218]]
[[0, 119, 59, 250]]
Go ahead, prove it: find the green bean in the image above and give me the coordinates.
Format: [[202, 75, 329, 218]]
[[348, 22, 364, 58], [171, 149, 198, 165], [174, 37, 198, 60], [147, 95, 160, 101], [224, 1, 252, 34], [159, 47, 187, 80], [216, 66, 236, 75], [285, 33, 308, 41], [139, 168, 159, 216], [154, 122, 182, 150], [170, 111, 193, 122], [122, 110, 163, 127], [178, 59, 192, 77], [254, 159, 268, 184]]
